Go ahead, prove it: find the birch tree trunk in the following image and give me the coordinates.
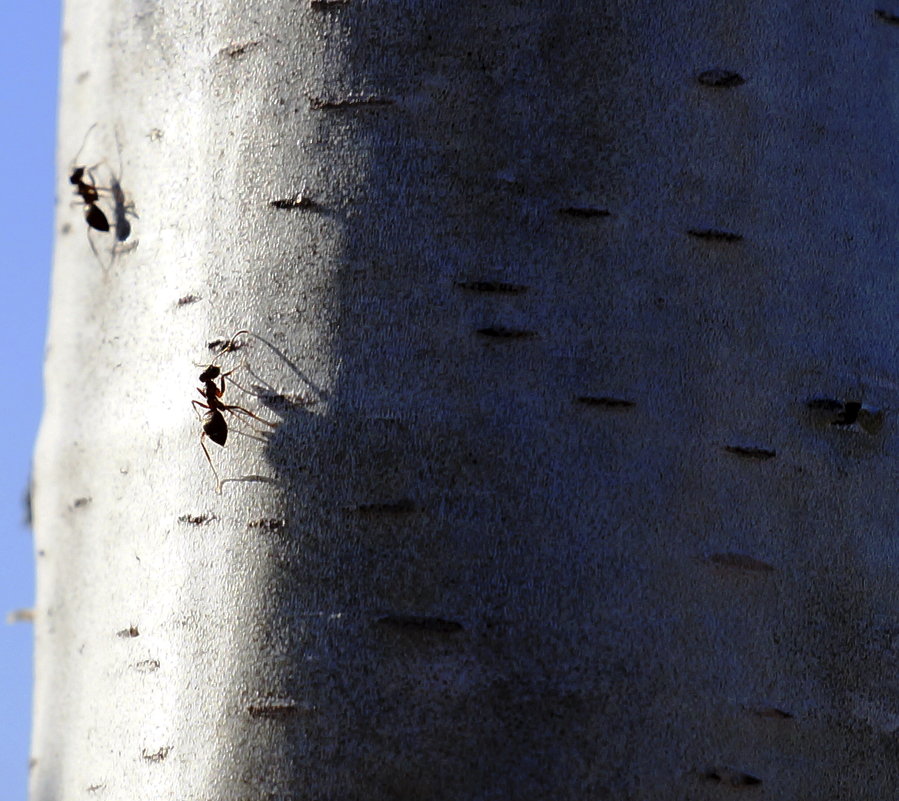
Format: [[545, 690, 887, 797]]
[[32, 2, 899, 799]]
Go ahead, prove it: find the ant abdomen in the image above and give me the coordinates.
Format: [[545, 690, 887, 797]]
[[85, 203, 110, 232], [204, 409, 228, 446]]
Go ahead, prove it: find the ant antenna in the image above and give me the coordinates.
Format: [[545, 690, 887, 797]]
[[71, 123, 99, 168]]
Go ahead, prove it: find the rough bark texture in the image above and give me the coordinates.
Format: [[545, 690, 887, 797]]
[[33, 2, 899, 799]]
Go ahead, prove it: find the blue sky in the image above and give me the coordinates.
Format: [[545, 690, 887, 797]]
[[1, 4, 60, 795]]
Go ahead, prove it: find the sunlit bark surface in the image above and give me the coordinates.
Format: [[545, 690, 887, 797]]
[[32, 3, 899, 799]]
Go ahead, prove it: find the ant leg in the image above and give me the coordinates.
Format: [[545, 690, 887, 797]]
[[191, 399, 211, 421], [199, 432, 222, 493], [222, 403, 279, 428]]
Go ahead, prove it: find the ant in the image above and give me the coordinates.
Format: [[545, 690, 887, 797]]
[[191, 330, 277, 490], [69, 165, 110, 233]]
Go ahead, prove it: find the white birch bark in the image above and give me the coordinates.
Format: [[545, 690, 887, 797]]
[[32, 2, 899, 799]]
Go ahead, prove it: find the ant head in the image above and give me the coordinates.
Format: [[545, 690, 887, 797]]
[[199, 364, 221, 382], [70, 167, 84, 184]]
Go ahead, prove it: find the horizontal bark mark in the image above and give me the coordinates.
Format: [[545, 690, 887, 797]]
[[270, 195, 318, 210], [575, 395, 635, 409], [219, 40, 259, 59], [707, 552, 775, 572], [178, 513, 214, 525], [255, 390, 315, 411], [750, 706, 793, 719], [723, 445, 776, 460], [875, 9, 899, 24], [697, 69, 745, 87], [355, 499, 416, 515], [704, 767, 762, 787], [309, 95, 395, 110], [376, 615, 464, 634], [687, 228, 743, 242], [476, 326, 537, 339], [206, 337, 246, 352], [142, 746, 171, 763], [311, 0, 350, 6], [558, 206, 611, 219], [247, 700, 299, 719], [247, 518, 286, 530], [454, 280, 528, 294], [176, 294, 201, 306]]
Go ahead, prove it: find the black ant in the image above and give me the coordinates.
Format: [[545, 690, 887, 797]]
[[191, 330, 277, 490], [69, 165, 110, 232]]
